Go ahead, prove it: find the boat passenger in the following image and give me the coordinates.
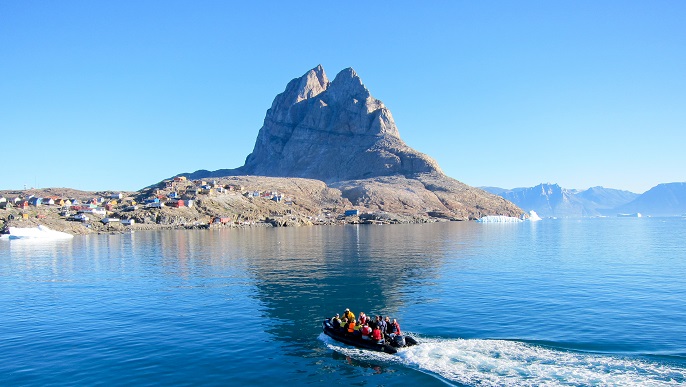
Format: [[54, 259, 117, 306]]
[[361, 323, 372, 340], [371, 325, 383, 343], [384, 316, 393, 335], [392, 319, 401, 336], [376, 315, 386, 333], [343, 308, 356, 322], [339, 317, 348, 332], [331, 313, 341, 329], [353, 321, 363, 337], [359, 312, 367, 325], [346, 319, 356, 335]]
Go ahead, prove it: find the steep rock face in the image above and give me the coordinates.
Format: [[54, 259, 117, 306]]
[[241, 65, 442, 182]]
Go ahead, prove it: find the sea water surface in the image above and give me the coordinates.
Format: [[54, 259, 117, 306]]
[[1, 218, 685, 386]]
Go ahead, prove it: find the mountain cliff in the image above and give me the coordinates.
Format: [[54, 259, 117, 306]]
[[188, 65, 441, 182], [242, 66, 442, 181], [181, 65, 521, 220]]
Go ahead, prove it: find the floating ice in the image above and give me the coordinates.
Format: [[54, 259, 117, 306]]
[[476, 216, 523, 223], [528, 210, 542, 221], [8, 225, 74, 240]]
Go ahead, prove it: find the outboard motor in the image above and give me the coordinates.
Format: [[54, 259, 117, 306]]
[[393, 335, 406, 347]]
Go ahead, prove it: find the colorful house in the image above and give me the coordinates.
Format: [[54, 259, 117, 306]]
[[167, 199, 185, 208]]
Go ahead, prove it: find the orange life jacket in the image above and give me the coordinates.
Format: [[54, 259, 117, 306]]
[[347, 322, 355, 333]]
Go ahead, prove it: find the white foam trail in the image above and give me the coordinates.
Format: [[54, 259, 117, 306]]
[[320, 334, 686, 386]]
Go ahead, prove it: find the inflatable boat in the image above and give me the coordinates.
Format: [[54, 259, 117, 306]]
[[322, 319, 417, 354]]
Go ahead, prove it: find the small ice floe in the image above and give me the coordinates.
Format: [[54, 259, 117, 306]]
[[8, 225, 74, 240], [475, 215, 523, 223], [528, 210, 542, 221]]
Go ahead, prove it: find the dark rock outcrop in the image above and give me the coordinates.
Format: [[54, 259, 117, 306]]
[[241, 65, 442, 182]]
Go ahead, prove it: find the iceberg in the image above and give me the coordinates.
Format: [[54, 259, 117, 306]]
[[476, 215, 523, 223], [8, 225, 74, 240], [528, 210, 542, 221]]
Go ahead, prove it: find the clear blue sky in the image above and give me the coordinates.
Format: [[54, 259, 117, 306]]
[[2, 1, 684, 194]]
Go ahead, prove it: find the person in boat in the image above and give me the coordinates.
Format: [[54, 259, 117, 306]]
[[359, 312, 367, 325], [353, 320, 363, 337], [371, 324, 384, 343], [343, 308, 355, 323], [391, 319, 401, 336], [368, 316, 377, 330], [384, 316, 393, 335], [331, 313, 341, 329], [340, 317, 348, 332], [345, 318, 357, 336], [360, 323, 372, 340], [376, 315, 386, 334]]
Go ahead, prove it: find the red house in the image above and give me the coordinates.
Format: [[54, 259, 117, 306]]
[[167, 200, 185, 208]]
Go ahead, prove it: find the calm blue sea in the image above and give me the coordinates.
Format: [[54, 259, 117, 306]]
[[1, 218, 685, 386]]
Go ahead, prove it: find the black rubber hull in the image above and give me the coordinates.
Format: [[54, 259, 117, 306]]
[[322, 320, 417, 354]]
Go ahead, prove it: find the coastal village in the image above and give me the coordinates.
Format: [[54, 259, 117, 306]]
[[0, 175, 420, 235]]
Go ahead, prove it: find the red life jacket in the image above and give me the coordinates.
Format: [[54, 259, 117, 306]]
[[361, 326, 371, 336], [372, 328, 382, 341], [393, 322, 401, 335]]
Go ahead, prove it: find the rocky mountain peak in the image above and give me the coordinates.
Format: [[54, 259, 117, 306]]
[[241, 65, 441, 182], [328, 67, 370, 101]]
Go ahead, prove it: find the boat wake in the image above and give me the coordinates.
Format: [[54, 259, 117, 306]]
[[320, 335, 686, 386]]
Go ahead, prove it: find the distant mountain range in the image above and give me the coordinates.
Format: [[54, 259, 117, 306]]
[[481, 182, 686, 217]]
